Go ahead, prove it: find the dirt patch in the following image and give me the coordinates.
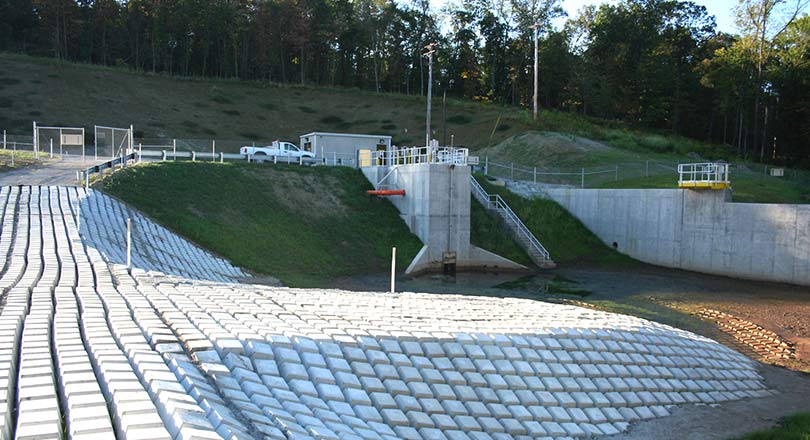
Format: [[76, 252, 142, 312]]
[[481, 131, 614, 167], [248, 168, 348, 218]]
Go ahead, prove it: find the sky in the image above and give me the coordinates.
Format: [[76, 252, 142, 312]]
[[427, 0, 740, 35], [557, 0, 739, 34]]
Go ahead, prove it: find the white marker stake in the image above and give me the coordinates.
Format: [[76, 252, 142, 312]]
[[390, 247, 396, 294], [126, 218, 132, 269]]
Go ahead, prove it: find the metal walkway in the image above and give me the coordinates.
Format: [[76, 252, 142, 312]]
[[470, 176, 556, 268]]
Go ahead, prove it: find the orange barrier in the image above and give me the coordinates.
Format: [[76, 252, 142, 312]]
[[366, 189, 406, 196]]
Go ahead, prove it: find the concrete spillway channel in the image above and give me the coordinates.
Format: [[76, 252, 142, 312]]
[[0, 185, 773, 439]]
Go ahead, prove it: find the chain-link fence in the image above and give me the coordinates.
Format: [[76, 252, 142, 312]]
[[482, 156, 810, 189]]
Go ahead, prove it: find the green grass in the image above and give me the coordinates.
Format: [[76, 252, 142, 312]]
[[470, 198, 533, 267], [596, 172, 810, 204], [473, 174, 636, 267], [0, 53, 535, 150], [2, 52, 735, 160], [101, 161, 423, 287], [0, 149, 38, 171], [734, 412, 810, 439]]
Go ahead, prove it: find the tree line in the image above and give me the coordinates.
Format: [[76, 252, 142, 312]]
[[1, 0, 808, 165]]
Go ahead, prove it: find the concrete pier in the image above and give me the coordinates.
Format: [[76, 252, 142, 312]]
[[363, 163, 526, 274]]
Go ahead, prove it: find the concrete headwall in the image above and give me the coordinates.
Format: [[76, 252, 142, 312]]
[[544, 188, 810, 286]]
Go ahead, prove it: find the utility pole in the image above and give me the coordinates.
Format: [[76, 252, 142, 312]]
[[533, 22, 540, 121], [443, 79, 455, 146], [424, 43, 437, 147]]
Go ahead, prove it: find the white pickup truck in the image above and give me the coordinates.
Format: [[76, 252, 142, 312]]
[[240, 141, 315, 159]]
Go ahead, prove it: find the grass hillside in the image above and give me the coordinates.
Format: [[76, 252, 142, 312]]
[[1, 53, 731, 158], [101, 161, 531, 285], [0, 53, 534, 148], [102, 162, 425, 286]]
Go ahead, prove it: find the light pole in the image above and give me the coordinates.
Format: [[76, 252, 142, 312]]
[[533, 22, 539, 121], [442, 79, 454, 146], [424, 43, 437, 147]]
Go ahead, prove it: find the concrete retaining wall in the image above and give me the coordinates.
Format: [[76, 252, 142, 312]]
[[544, 188, 810, 286]]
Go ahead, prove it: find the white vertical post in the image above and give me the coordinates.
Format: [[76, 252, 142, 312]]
[[390, 247, 396, 294], [139, 143, 142, 163], [173, 139, 176, 161], [50, 138, 54, 158], [59, 129, 63, 158], [81, 127, 85, 161], [581, 168, 585, 188], [2, 130, 5, 150], [126, 218, 132, 269], [212, 140, 216, 162], [85, 170, 89, 189], [533, 167, 537, 183], [129, 125, 134, 154], [94, 126, 98, 161], [484, 156, 488, 175], [33, 121, 38, 159]]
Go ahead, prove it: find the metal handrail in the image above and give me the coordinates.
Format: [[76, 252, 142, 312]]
[[370, 146, 472, 167], [470, 177, 553, 264], [678, 162, 730, 185]]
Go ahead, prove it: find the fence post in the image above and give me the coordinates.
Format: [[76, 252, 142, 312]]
[[2, 130, 5, 150], [299, 155, 303, 166], [220, 152, 224, 163], [33, 121, 38, 160], [162, 150, 167, 161], [533, 167, 537, 184], [273, 156, 277, 165], [191, 151, 196, 162], [94, 127, 98, 161], [581, 168, 585, 188], [85, 170, 89, 189], [485, 156, 489, 175], [173, 139, 177, 161], [615, 165, 618, 182], [49, 138, 53, 158], [212, 140, 216, 163]]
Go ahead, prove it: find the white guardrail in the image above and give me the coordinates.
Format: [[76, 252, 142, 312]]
[[470, 176, 554, 267]]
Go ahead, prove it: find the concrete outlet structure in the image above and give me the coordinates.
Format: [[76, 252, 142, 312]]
[[362, 163, 526, 274]]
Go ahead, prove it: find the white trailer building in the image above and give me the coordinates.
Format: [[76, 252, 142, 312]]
[[299, 132, 392, 165]]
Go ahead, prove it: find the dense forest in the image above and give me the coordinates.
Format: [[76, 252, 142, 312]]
[[1, 0, 809, 165]]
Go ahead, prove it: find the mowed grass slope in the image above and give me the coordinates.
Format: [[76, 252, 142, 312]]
[[596, 172, 810, 204], [0, 53, 533, 149], [102, 162, 424, 286]]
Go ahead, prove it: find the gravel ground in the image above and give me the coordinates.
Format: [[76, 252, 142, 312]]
[[606, 364, 810, 440], [0, 158, 108, 186]]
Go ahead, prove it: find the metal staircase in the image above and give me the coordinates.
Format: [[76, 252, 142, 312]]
[[470, 176, 556, 269]]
